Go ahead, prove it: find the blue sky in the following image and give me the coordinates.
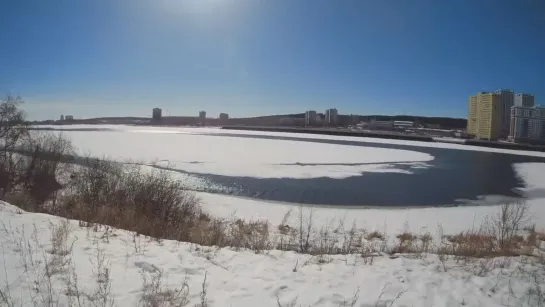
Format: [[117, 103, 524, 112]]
[[1, 0, 544, 120]]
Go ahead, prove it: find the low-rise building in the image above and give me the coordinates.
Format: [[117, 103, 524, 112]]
[[368, 119, 394, 130], [393, 121, 414, 129]]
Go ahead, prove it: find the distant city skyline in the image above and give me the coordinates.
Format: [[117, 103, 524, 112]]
[[1, 0, 544, 120]]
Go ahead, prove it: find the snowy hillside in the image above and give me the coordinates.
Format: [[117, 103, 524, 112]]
[[1, 202, 545, 307]]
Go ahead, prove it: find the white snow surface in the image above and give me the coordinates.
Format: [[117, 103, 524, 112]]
[[38, 124, 545, 157], [197, 191, 545, 241], [45, 128, 434, 179], [2, 202, 545, 307]]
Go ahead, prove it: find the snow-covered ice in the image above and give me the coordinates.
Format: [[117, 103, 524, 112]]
[[38, 124, 545, 157], [2, 202, 545, 307], [48, 129, 434, 179]]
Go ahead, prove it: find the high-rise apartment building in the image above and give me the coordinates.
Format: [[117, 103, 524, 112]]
[[467, 92, 502, 140], [219, 113, 229, 121], [467, 95, 478, 136], [325, 108, 338, 125], [305, 110, 317, 126], [494, 89, 514, 137], [152, 108, 162, 120], [515, 93, 535, 107], [510, 105, 545, 143]]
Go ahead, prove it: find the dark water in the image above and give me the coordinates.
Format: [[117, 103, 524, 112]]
[[161, 133, 545, 207]]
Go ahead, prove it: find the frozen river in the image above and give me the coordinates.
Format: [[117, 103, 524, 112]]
[[39, 125, 545, 207]]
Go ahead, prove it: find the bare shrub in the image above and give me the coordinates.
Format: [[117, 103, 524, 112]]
[[48, 219, 71, 256], [278, 209, 292, 235], [9, 223, 67, 307], [527, 269, 545, 307], [60, 161, 204, 243], [229, 219, 270, 252], [339, 287, 359, 307], [341, 221, 359, 255], [297, 205, 314, 253], [484, 201, 530, 251], [365, 230, 385, 241], [139, 269, 189, 307], [373, 283, 407, 307], [1, 247, 16, 307], [437, 203, 535, 258], [64, 240, 116, 307], [443, 231, 497, 258], [276, 295, 298, 307], [314, 219, 341, 256], [392, 232, 416, 254], [196, 272, 208, 307], [419, 233, 433, 253]]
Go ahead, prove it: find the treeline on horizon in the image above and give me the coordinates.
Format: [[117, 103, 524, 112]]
[[273, 113, 467, 129], [28, 113, 467, 130]]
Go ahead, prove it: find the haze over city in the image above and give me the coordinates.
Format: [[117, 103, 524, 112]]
[[1, 0, 544, 120]]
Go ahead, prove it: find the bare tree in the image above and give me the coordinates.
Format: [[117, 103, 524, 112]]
[[0, 95, 75, 208], [18, 132, 74, 207], [0, 95, 28, 198]]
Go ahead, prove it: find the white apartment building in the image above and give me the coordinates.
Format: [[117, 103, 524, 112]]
[[509, 105, 545, 143], [515, 93, 535, 107]]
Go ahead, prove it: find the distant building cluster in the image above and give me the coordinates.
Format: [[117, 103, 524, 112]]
[[59, 114, 74, 121], [148, 108, 233, 126], [466, 89, 540, 143], [304, 108, 339, 126]]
